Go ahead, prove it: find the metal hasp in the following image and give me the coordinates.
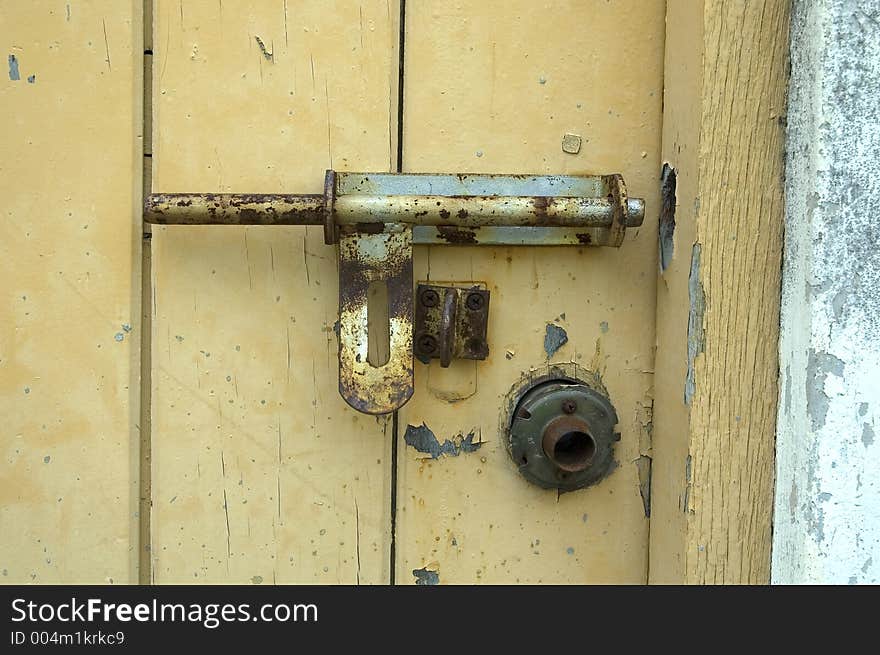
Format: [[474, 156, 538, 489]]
[[414, 285, 490, 367], [508, 377, 620, 491], [144, 171, 645, 415]]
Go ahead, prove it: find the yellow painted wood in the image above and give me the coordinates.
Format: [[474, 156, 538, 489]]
[[396, 0, 665, 584], [0, 1, 142, 583], [150, 0, 399, 584], [650, 0, 789, 584]]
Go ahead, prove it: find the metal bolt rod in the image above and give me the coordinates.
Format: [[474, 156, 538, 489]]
[[144, 193, 325, 226], [144, 192, 644, 228], [334, 195, 644, 228]]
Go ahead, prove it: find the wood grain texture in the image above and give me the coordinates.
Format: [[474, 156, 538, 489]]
[[396, 0, 665, 584], [0, 1, 142, 583], [650, 0, 789, 584], [149, 0, 399, 584]]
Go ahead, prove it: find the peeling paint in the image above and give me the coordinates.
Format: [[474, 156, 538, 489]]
[[403, 423, 481, 459], [412, 567, 439, 585], [635, 401, 653, 517], [658, 163, 676, 272], [544, 323, 568, 358], [684, 244, 704, 405], [8, 54, 20, 81], [254, 36, 274, 62], [635, 455, 652, 517], [863, 423, 875, 447], [805, 349, 845, 430], [682, 454, 692, 513]]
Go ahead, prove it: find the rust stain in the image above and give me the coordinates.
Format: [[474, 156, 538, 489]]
[[435, 227, 479, 244]]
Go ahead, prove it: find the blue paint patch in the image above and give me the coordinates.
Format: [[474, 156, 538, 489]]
[[544, 323, 568, 357], [27, 74, 35, 84], [685, 244, 705, 405], [412, 567, 439, 585], [114, 332, 124, 342], [404, 423, 482, 459], [8, 54, 20, 81]]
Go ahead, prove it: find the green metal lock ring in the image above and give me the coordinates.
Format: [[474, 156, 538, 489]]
[[508, 379, 619, 492]]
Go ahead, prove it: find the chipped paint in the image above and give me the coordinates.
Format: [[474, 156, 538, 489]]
[[254, 36, 274, 62], [658, 163, 676, 272], [863, 423, 875, 448], [635, 456, 652, 517], [684, 244, 704, 405], [544, 323, 568, 358], [805, 349, 845, 430], [412, 567, 439, 585], [635, 401, 654, 518], [8, 53, 20, 80], [403, 423, 481, 459]]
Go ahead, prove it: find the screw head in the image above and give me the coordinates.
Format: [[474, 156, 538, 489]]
[[417, 334, 438, 354], [466, 292, 484, 311], [561, 399, 577, 414], [420, 289, 439, 307]]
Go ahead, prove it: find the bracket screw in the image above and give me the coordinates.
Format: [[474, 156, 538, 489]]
[[466, 292, 484, 311], [561, 399, 577, 414], [417, 334, 438, 354], [420, 289, 439, 307]]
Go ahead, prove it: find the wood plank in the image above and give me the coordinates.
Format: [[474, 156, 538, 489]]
[[650, 0, 789, 584], [149, 0, 399, 583], [396, 0, 666, 584], [0, 1, 142, 583]]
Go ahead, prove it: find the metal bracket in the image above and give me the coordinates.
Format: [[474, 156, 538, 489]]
[[144, 171, 644, 415], [414, 285, 490, 367], [337, 225, 414, 414]]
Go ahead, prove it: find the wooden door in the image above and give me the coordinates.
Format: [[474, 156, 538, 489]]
[[1, 1, 142, 584], [149, 0, 665, 584]]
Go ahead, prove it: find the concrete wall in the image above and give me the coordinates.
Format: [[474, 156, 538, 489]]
[[774, 0, 880, 584]]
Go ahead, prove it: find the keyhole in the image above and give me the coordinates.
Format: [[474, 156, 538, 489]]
[[367, 280, 390, 367]]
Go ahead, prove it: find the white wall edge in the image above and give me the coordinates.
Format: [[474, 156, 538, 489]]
[[773, 0, 880, 584]]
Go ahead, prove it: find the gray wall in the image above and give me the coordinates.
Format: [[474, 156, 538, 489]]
[[774, 0, 880, 583]]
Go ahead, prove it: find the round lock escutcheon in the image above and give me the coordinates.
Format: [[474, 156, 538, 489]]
[[507, 379, 619, 491]]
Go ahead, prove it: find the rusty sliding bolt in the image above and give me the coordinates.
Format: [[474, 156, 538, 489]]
[[145, 193, 643, 230], [144, 171, 645, 245]]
